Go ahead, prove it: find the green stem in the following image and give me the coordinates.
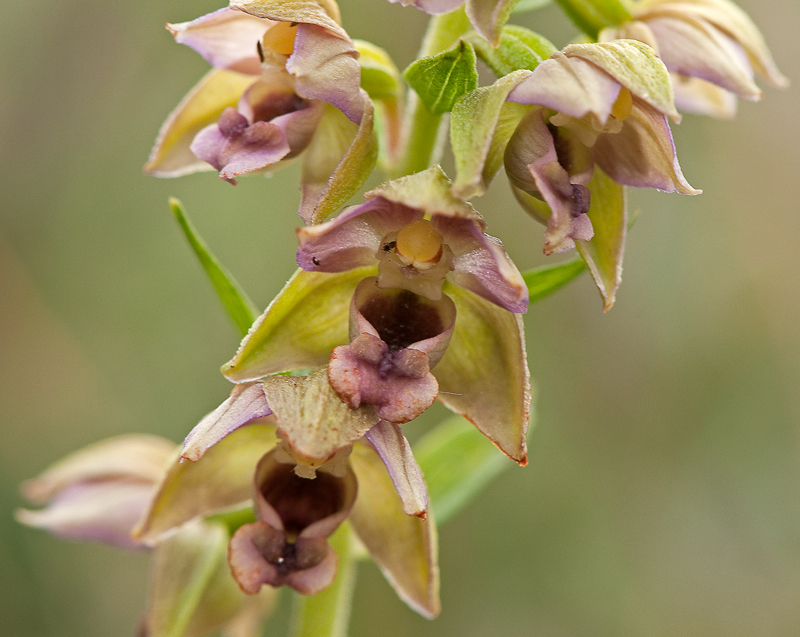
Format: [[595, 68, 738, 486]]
[[393, 8, 472, 177], [289, 523, 358, 637]]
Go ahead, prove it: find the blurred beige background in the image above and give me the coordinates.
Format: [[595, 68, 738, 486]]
[[1, 0, 798, 635]]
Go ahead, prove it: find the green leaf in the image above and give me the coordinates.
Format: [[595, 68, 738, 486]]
[[552, 0, 632, 39], [415, 415, 512, 525], [523, 258, 587, 304], [467, 26, 556, 78], [403, 40, 479, 115], [513, 0, 552, 12], [169, 198, 258, 338], [575, 166, 627, 311]]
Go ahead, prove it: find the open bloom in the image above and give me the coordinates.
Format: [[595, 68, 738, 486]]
[[17, 435, 275, 637], [296, 166, 528, 313], [504, 40, 700, 254], [145, 2, 375, 221], [601, 0, 788, 118], [136, 379, 440, 616]]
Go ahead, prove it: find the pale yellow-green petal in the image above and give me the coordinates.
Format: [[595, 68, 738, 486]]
[[230, 0, 347, 40]]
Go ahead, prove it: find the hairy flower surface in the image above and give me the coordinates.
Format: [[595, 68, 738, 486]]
[[505, 40, 700, 254], [601, 0, 788, 118], [297, 166, 528, 313]]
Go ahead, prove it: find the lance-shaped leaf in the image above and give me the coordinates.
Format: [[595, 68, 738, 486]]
[[523, 257, 586, 304], [223, 266, 376, 382], [145, 69, 256, 177], [465, 0, 521, 46], [466, 25, 556, 78], [170, 198, 257, 337], [349, 441, 440, 618], [450, 70, 531, 200], [575, 166, 626, 311], [133, 424, 277, 544], [143, 520, 277, 637], [404, 40, 479, 115], [414, 415, 511, 525], [434, 282, 530, 464], [300, 95, 377, 225], [262, 367, 380, 461]]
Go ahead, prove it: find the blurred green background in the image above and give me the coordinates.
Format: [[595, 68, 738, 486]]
[[1, 0, 799, 635]]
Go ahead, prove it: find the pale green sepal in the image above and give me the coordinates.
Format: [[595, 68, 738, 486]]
[[575, 166, 626, 311], [366, 165, 481, 221], [403, 40, 479, 115], [170, 198, 258, 338], [144, 520, 277, 637], [133, 424, 277, 544], [523, 257, 587, 304], [144, 69, 255, 177], [223, 267, 376, 383], [349, 442, 440, 619], [565, 40, 679, 120], [230, 0, 347, 40], [513, 0, 552, 13], [414, 415, 510, 525], [466, 0, 521, 46], [435, 283, 530, 465], [301, 94, 378, 225], [552, 0, 632, 39], [353, 40, 402, 102], [466, 26, 556, 78], [450, 70, 532, 200], [261, 367, 380, 461]]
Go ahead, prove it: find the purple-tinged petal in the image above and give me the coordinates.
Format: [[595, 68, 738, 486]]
[[434, 283, 530, 465], [182, 382, 273, 462], [16, 481, 156, 549], [432, 215, 528, 312], [288, 24, 364, 124], [229, 521, 336, 595], [262, 367, 380, 462], [672, 73, 738, 119], [297, 199, 421, 272], [388, 0, 464, 13], [134, 423, 277, 544], [646, 14, 762, 100], [508, 53, 622, 123], [466, 0, 518, 46], [592, 100, 701, 195], [168, 7, 270, 75], [349, 441, 440, 618], [144, 69, 256, 177], [365, 421, 429, 518]]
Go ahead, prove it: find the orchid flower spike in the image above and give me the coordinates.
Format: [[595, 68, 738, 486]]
[[504, 40, 700, 254], [601, 0, 788, 119], [145, 1, 373, 201], [297, 166, 528, 313]]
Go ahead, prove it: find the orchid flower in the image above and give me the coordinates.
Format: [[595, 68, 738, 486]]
[[145, 2, 376, 222], [503, 40, 700, 254], [16, 435, 276, 637], [134, 379, 440, 617], [600, 0, 788, 119]]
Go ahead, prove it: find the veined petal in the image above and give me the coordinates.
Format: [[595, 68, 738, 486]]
[[133, 423, 277, 544], [168, 7, 270, 75], [434, 283, 530, 464], [388, 0, 464, 14], [231, 0, 348, 41], [508, 53, 622, 123], [262, 367, 380, 461], [593, 100, 701, 194], [297, 199, 422, 272], [349, 441, 440, 618], [433, 215, 528, 313], [671, 73, 738, 119], [288, 24, 364, 124], [465, 0, 519, 46], [145, 69, 256, 177], [182, 382, 273, 462], [364, 421, 429, 518], [223, 267, 375, 382]]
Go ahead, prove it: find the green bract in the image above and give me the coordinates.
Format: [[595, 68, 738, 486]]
[[403, 40, 479, 115]]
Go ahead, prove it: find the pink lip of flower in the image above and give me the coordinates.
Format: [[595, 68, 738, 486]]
[[296, 167, 529, 314], [504, 42, 700, 254]]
